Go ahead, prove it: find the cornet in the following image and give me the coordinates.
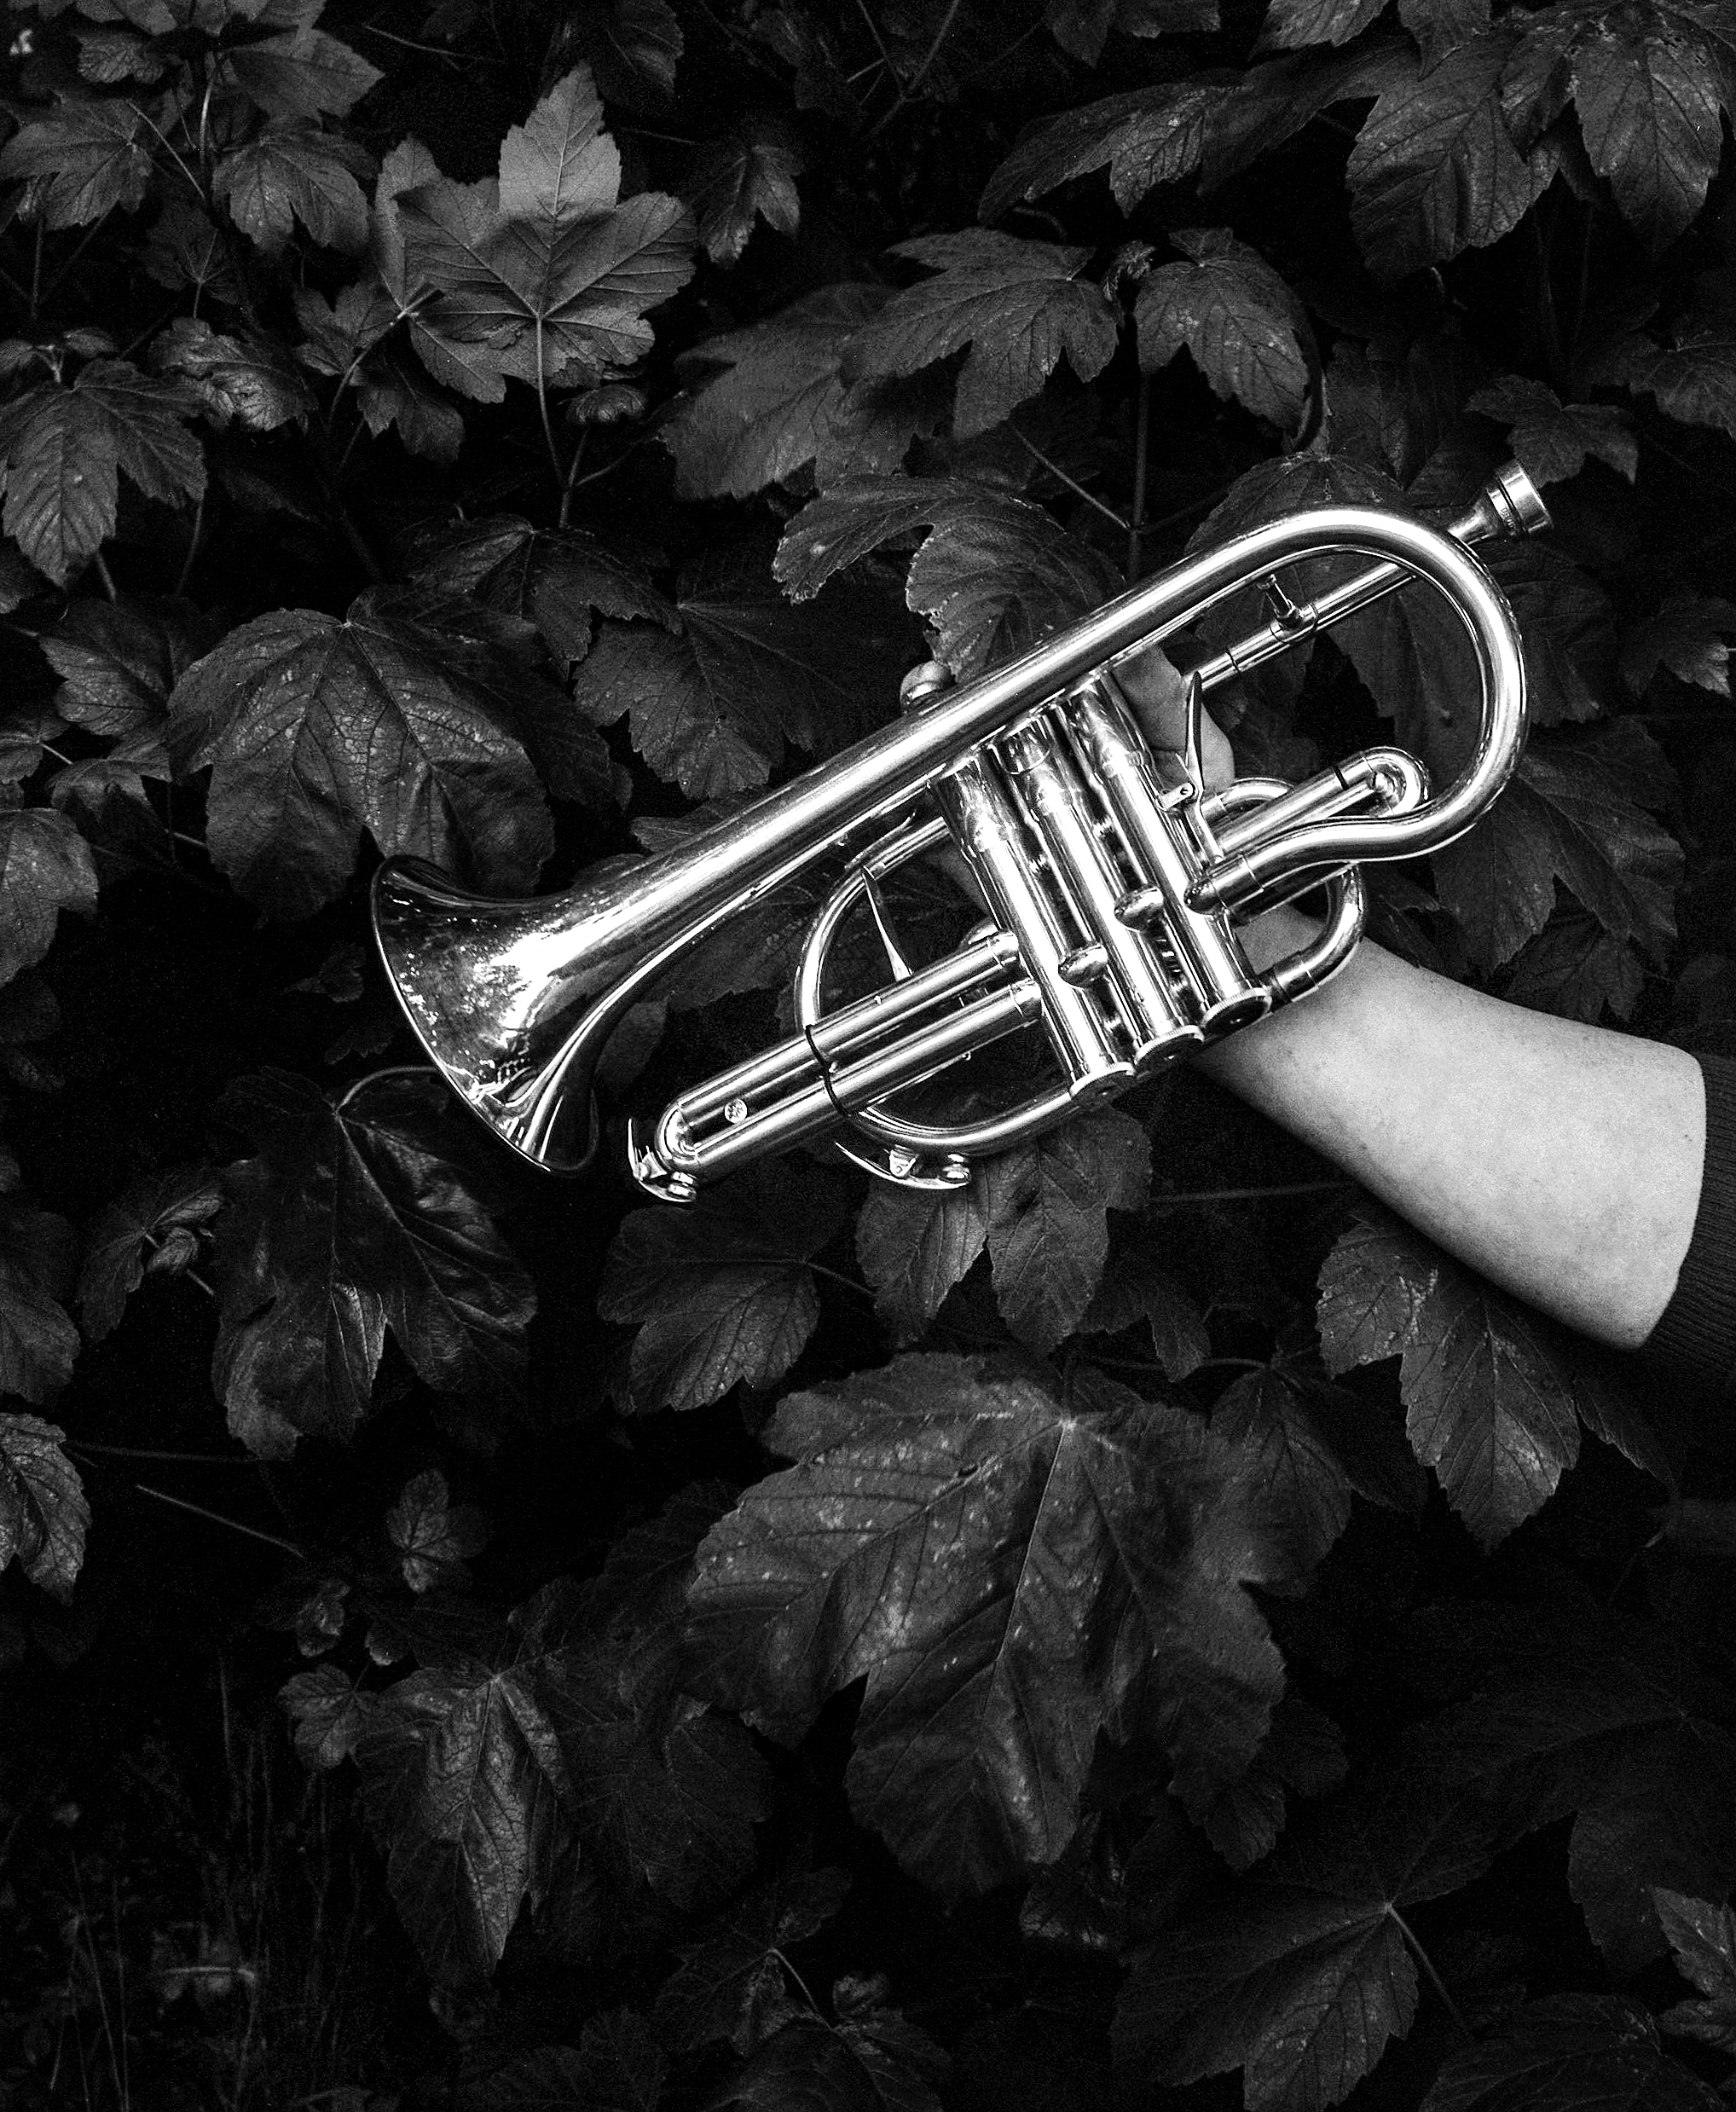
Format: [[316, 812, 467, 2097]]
[[372, 464, 1548, 1201]]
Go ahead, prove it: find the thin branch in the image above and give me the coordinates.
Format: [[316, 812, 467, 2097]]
[[1013, 427, 1129, 534], [533, 314, 568, 520], [133, 1482, 305, 1558], [71, 1444, 255, 1465], [93, 551, 119, 601], [1127, 370, 1152, 583], [174, 493, 205, 597], [558, 427, 589, 532], [868, 0, 966, 135], [1152, 1178, 1353, 1206]]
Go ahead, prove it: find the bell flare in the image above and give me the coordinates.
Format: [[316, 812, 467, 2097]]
[[370, 856, 601, 1176]]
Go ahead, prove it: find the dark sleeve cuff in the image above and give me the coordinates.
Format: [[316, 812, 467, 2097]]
[[1643, 1052, 1736, 1390]]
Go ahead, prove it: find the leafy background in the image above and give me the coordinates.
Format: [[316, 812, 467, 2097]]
[[4, 0, 1736, 2104]]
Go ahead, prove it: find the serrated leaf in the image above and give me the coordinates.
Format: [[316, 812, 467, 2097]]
[[656, 1867, 852, 2054], [0, 1413, 89, 1599], [211, 1069, 535, 1450], [1431, 722, 1682, 969], [470, 2010, 668, 2111], [1623, 592, 1736, 695], [1202, 41, 1403, 190], [979, 80, 1224, 219], [567, 0, 684, 110], [0, 1195, 79, 1403], [599, 1168, 845, 1411], [0, 805, 99, 981], [1318, 1212, 1583, 1546], [686, 1357, 1289, 1893], [41, 594, 218, 738], [0, 98, 156, 228], [1135, 228, 1313, 431], [281, 1663, 369, 1768], [839, 230, 1120, 438], [357, 360, 465, 463], [576, 544, 907, 798], [169, 586, 560, 917], [1115, 1762, 1500, 2112], [775, 474, 1120, 678], [408, 513, 670, 670], [223, 26, 383, 119], [1259, 0, 1386, 53], [397, 67, 695, 391], [1397, 0, 1490, 70], [1591, 276, 1736, 437], [1467, 373, 1637, 483], [716, 2010, 946, 2112], [1482, 542, 1619, 726], [1653, 1889, 1736, 1998], [1210, 1368, 1369, 1578], [78, 1165, 222, 1340], [1420, 1995, 1721, 2110], [1505, 917, 1645, 1022], [983, 1108, 1151, 1351], [152, 316, 309, 431], [388, 1467, 489, 1592], [1047, 0, 1220, 64], [143, 194, 241, 305], [1204, 1694, 1348, 1872], [215, 122, 373, 253], [1347, 33, 1557, 280], [76, 28, 167, 84], [663, 286, 946, 499], [854, 1174, 992, 1345], [688, 124, 801, 265]]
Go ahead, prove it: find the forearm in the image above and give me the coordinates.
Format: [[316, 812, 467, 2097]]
[[1197, 910, 1706, 1350]]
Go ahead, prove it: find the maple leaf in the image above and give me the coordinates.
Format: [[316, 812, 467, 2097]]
[[716, 2003, 947, 2112], [1420, 1995, 1721, 2110], [663, 286, 946, 500], [0, 1413, 89, 1600], [1259, 0, 1386, 52], [1115, 1761, 1501, 2112], [686, 1357, 1289, 1894], [1622, 591, 1736, 696], [1082, 1243, 1212, 1379], [41, 594, 219, 741], [1135, 228, 1314, 431], [978, 80, 1225, 218], [1347, 33, 1558, 281], [656, 1866, 852, 2054], [599, 1167, 846, 1411], [408, 513, 671, 671], [1481, 542, 1619, 726], [76, 27, 168, 84], [1430, 722, 1682, 969], [1201, 42, 1403, 189], [0, 97, 157, 228], [775, 474, 1120, 678], [143, 194, 241, 306], [1467, 373, 1637, 483], [387, 1467, 489, 1593], [560, 0, 684, 110], [222, 25, 383, 119], [1502, 1, 1727, 252], [855, 1108, 1150, 1350], [152, 316, 309, 431], [214, 122, 374, 253], [1655, 1889, 1736, 2053], [0, 360, 204, 585], [687, 124, 801, 265], [470, 2010, 668, 2112], [168, 586, 562, 917], [397, 67, 695, 391], [1397, 0, 1491, 68], [211, 1069, 535, 1452], [357, 360, 465, 464], [1504, 917, 1645, 1024], [575, 543, 909, 798], [839, 230, 1121, 438], [78, 1165, 222, 1340], [0, 803, 99, 983], [1203, 1694, 1348, 1872]]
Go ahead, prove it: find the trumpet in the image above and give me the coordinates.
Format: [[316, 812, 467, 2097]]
[[372, 463, 1548, 1201]]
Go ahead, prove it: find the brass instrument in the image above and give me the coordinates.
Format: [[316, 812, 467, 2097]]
[[372, 464, 1548, 1201]]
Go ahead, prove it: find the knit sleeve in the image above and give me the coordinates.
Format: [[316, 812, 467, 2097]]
[[1642, 1051, 1736, 1389]]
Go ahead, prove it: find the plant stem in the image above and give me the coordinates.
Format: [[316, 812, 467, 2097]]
[[333, 1063, 433, 1112], [174, 494, 205, 597], [558, 428, 589, 531], [1014, 428, 1129, 533], [71, 1444, 255, 1465], [1153, 1178, 1352, 1205], [1386, 1906, 1469, 2036], [1127, 371, 1151, 582], [28, 219, 43, 323], [869, 0, 965, 134], [534, 315, 567, 520], [133, 1482, 305, 1558], [94, 551, 119, 600]]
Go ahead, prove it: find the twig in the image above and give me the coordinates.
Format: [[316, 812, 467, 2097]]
[[1127, 371, 1152, 583], [93, 552, 119, 601], [558, 428, 589, 531], [1152, 1178, 1352, 1205], [174, 493, 205, 597], [133, 1482, 305, 1558], [71, 1444, 254, 1465], [1014, 427, 1129, 534], [868, 0, 966, 135]]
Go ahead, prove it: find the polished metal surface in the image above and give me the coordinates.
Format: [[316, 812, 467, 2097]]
[[372, 462, 1549, 1196]]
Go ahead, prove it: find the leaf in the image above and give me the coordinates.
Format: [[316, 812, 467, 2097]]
[[978, 80, 1224, 218], [1047, 0, 1220, 64], [0, 805, 99, 982], [1431, 723, 1682, 970], [0, 1413, 89, 1599], [408, 513, 670, 670], [1655, 1889, 1736, 2051], [78, 1165, 222, 1340], [211, 1069, 535, 1451], [1347, 33, 1558, 281], [281, 1663, 370, 1769], [599, 1168, 845, 1412], [388, 1468, 489, 1593], [716, 2008, 946, 2112], [1482, 542, 1619, 726], [41, 595, 218, 738], [0, 98, 156, 229], [1467, 373, 1637, 483], [0, 1194, 79, 1403], [566, 0, 684, 110], [1419, 1995, 1722, 2110], [775, 474, 1121, 678], [686, 1357, 1289, 1893], [982, 1108, 1152, 1351], [1259, 0, 1387, 53], [1505, 917, 1645, 1023], [1201, 42, 1404, 190], [1593, 276, 1736, 438], [1397, 0, 1490, 70], [76, 28, 168, 84], [1115, 1762, 1501, 2112], [151, 315, 308, 434], [854, 1175, 992, 1346], [168, 587, 559, 917], [398, 67, 695, 391], [1204, 1695, 1348, 1872], [1623, 592, 1736, 696], [656, 1866, 852, 2053], [1318, 1212, 1596, 1546], [357, 361, 466, 464], [663, 286, 946, 500], [575, 544, 908, 798], [688, 124, 801, 265], [1135, 228, 1314, 431], [839, 231, 1121, 438], [214, 122, 373, 253], [223, 26, 383, 119], [0, 362, 204, 586], [470, 2010, 668, 2110]]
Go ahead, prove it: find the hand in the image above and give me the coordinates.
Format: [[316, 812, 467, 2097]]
[[1114, 642, 1235, 794]]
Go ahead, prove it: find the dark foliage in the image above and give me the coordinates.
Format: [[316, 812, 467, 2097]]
[[3, 0, 1736, 2105]]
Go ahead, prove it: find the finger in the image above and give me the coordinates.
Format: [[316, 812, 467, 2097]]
[[1114, 642, 1191, 750]]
